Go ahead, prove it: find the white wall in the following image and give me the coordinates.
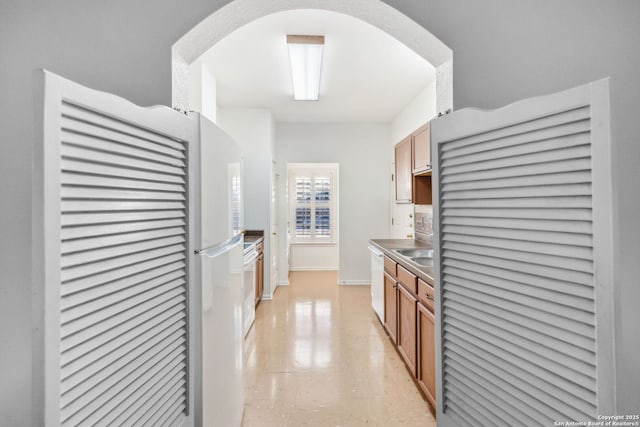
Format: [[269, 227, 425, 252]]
[[391, 79, 438, 144], [188, 60, 218, 123], [389, 79, 437, 238], [216, 108, 276, 298], [289, 246, 339, 271], [275, 123, 391, 284], [2, 2, 640, 422]]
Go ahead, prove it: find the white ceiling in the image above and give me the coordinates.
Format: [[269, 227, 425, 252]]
[[198, 9, 436, 123]]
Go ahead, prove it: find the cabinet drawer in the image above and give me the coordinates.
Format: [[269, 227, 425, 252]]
[[397, 264, 417, 294], [383, 255, 397, 276], [418, 278, 434, 313]]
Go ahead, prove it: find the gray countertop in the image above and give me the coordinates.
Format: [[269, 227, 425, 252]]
[[244, 230, 264, 254], [369, 238, 435, 286]]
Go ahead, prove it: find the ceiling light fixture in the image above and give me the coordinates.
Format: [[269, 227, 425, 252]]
[[287, 35, 325, 101]]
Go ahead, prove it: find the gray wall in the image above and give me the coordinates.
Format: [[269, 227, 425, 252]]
[[275, 123, 392, 283], [1, 1, 638, 423]]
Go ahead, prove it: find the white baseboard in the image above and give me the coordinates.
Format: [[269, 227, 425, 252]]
[[337, 280, 371, 286], [289, 266, 339, 271]]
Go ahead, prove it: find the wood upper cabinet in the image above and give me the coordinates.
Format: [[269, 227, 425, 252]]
[[394, 122, 433, 205], [417, 302, 436, 409], [395, 136, 413, 203], [383, 272, 398, 344], [397, 284, 417, 376], [412, 123, 431, 174]]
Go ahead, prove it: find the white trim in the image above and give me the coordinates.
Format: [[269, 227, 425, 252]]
[[590, 78, 616, 414], [171, 0, 453, 115], [278, 280, 290, 286], [288, 163, 339, 245], [337, 280, 370, 286], [290, 242, 337, 247], [289, 266, 339, 272]]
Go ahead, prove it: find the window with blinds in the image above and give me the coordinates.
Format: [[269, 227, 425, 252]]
[[431, 80, 615, 426], [289, 164, 338, 244]]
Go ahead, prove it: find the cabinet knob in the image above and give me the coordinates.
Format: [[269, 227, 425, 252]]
[[424, 293, 433, 300]]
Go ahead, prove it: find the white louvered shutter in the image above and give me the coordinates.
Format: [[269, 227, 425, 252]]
[[431, 80, 615, 426], [33, 71, 197, 426]]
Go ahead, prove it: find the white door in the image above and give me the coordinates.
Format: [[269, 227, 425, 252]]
[[271, 161, 279, 290], [431, 80, 615, 426], [32, 71, 198, 426]]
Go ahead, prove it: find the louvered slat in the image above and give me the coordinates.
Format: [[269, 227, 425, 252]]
[[61, 341, 186, 425], [443, 265, 594, 311], [61, 210, 185, 227], [61, 144, 185, 176], [62, 158, 186, 184], [61, 172, 186, 192], [62, 130, 185, 167], [60, 262, 185, 311], [52, 95, 190, 425], [60, 320, 186, 407], [61, 102, 185, 151], [445, 338, 596, 409], [61, 226, 186, 254], [95, 361, 185, 426], [433, 84, 611, 426], [442, 232, 593, 260], [61, 252, 185, 296], [440, 106, 590, 152]]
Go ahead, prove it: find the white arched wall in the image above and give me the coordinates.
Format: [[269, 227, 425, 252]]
[[171, 0, 453, 114]]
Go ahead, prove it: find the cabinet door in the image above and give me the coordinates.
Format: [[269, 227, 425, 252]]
[[34, 71, 196, 425], [255, 254, 264, 306], [397, 284, 417, 376], [394, 136, 413, 203], [383, 272, 397, 344], [431, 80, 614, 423], [412, 123, 431, 174], [417, 302, 436, 409]]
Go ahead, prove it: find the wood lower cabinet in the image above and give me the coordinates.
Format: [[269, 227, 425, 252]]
[[397, 284, 417, 376], [255, 243, 264, 306], [378, 252, 436, 412], [383, 272, 398, 344], [417, 301, 436, 409]]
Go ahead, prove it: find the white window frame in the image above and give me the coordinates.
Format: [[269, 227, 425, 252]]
[[288, 163, 339, 245]]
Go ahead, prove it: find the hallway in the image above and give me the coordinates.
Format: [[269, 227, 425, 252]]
[[242, 271, 436, 426]]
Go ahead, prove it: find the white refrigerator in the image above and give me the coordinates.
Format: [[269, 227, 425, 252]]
[[192, 114, 245, 427]]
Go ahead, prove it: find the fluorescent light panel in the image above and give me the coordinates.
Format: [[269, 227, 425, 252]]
[[287, 35, 324, 101]]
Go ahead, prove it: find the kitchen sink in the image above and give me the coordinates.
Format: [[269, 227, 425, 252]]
[[412, 257, 434, 267], [393, 248, 434, 258]]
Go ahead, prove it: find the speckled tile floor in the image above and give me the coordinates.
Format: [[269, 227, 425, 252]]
[[242, 271, 436, 427]]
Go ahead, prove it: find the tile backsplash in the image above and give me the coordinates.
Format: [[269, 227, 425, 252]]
[[414, 204, 433, 236]]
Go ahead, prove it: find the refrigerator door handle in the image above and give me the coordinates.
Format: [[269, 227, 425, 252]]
[[196, 233, 243, 258]]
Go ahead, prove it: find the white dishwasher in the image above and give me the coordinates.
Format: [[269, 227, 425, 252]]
[[368, 245, 384, 322]]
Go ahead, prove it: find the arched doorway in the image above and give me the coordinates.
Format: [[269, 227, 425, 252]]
[[171, 0, 452, 114]]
